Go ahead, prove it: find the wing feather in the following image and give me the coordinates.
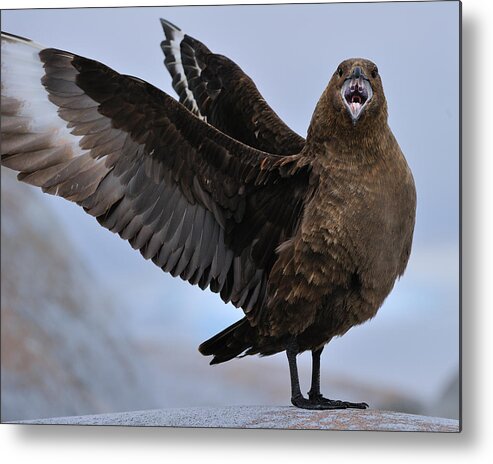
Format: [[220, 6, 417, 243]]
[[160, 19, 305, 155], [1, 32, 313, 325]]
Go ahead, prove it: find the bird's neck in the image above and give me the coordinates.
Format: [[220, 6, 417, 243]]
[[306, 113, 392, 164], [305, 85, 391, 162], [306, 127, 394, 168]]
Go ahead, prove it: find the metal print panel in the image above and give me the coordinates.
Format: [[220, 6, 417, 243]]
[[0, 1, 460, 431]]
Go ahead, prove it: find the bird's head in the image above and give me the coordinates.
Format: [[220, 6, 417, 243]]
[[333, 58, 386, 126], [307, 58, 388, 141]]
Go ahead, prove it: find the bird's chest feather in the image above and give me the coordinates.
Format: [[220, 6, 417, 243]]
[[266, 149, 415, 340], [296, 150, 415, 321]]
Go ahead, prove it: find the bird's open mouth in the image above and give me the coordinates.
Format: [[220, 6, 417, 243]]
[[341, 77, 373, 124]]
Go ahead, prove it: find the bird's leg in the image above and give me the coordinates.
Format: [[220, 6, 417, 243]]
[[307, 347, 324, 402], [286, 337, 305, 406], [286, 338, 369, 410], [306, 347, 369, 410], [286, 338, 337, 410]]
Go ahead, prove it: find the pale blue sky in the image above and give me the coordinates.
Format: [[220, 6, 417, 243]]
[[1, 2, 460, 403]]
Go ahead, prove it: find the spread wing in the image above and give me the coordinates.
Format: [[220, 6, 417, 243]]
[[1, 32, 313, 326], [160, 19, 305, 155]]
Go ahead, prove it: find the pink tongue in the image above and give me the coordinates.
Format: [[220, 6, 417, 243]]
[[350, 102, 361, 114]]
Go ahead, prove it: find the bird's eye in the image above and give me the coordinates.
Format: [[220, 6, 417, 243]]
[[371, 68, 378, 78], [337, 67, 343, 77]]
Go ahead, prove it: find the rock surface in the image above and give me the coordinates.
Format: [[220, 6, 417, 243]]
[[17, 407, 459, 432]]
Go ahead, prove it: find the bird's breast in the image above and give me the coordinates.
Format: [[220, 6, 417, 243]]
[[264, 142, 416, 340], [299, 151, 416, 315]]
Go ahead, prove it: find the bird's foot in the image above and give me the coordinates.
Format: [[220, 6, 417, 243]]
[[290, 392, 369, 410]]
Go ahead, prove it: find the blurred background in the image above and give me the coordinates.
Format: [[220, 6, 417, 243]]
[[1, 2, 459, 422]]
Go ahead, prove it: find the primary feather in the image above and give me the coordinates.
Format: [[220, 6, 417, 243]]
[[1, 32, 312, 332]]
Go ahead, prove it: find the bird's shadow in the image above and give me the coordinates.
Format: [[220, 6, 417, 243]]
[[459, 3, 480, 448]]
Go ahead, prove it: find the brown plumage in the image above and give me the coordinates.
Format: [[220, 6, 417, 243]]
[[160, 19, 305, 155], [0, 23, 416, 410]]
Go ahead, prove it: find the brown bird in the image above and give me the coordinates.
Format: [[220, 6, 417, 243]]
[[0, 21, 416, 410]]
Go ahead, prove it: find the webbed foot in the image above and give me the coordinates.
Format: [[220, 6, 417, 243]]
[[291, 393, 369, 410]]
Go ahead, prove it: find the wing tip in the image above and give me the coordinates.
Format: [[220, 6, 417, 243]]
[[2, 31, 31, 42], [1, 30, 43, 50], [160, 18, 182, 35]]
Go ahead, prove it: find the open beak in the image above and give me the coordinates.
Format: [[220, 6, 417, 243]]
[[341, 66, 373, 125]]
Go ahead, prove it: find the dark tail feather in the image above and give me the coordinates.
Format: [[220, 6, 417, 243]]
[[199, 317, 256, 365]]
